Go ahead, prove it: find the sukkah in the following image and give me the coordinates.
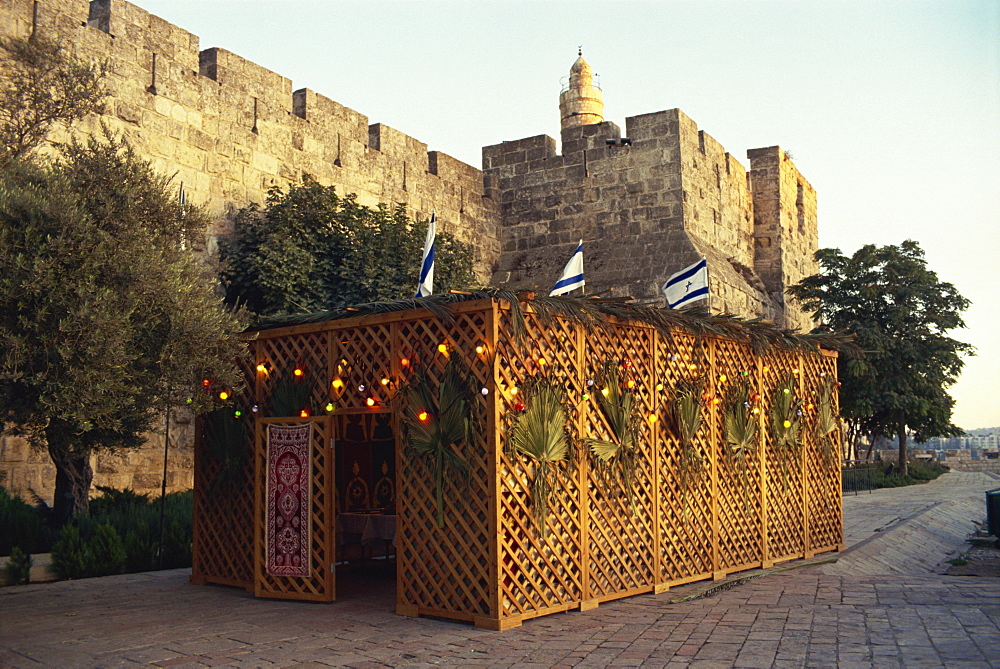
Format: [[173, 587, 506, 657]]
[[191, 290, 848, 629]]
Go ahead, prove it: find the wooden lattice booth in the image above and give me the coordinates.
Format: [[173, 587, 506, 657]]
[[191, 292, 846, 630]]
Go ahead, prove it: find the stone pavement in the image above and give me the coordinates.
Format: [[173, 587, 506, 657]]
[[1, 472, 999, 668]]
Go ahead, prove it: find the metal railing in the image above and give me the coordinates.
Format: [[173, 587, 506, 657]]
[[842, 460, 877, 495]]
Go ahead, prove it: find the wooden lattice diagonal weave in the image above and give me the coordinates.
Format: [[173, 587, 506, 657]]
[[192, 296, 843, 629]]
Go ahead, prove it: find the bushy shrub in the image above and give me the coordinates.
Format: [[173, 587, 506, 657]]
[[907, 459, 948, 481], [87, 523, 125, 577], [50, 525, 88, 579], [124, 521, 155, 573], [5, 546, 32, 585], [0, 486, 55, 555], [88, 486, 152, 517]]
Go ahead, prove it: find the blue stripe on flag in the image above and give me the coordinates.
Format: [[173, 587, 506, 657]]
[[664, 258, 707, 290]]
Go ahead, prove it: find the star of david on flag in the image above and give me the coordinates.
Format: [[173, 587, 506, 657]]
[[549, 239, 584, 296], [415, 213, 435, 298], [662, 258, 708, 308]]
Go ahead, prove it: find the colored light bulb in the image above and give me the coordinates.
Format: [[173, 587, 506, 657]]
[[300, 409, 309, 417], [256, 363, 266, 373], [219, 391, 229, 400], [475, 345, 485, 355], [437, 344, 448, 354], [366, 397, 376, 407], [418, 411, 429, 422], [325, 402, 334, 412], [400, 357, 410, 367], [332, 378, 344, 389], [293, 367, 304, 377]]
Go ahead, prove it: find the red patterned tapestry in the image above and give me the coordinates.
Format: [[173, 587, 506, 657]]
[[266, 423, 312, 577]]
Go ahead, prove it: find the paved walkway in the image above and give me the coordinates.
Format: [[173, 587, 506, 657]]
[[1, 472, 998, 668]]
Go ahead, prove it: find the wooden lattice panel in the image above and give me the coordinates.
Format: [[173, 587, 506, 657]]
[[495, 309, 585, 620], [252, 416, 335, 601], [760, 352, 806, 563], [657, 333, 715, 584], [580, 323, 657, 601], [191, 352, 256, 589], [712, 340, 764, 573], [395, 312, 495, 622], [805, 351, 843, 554]]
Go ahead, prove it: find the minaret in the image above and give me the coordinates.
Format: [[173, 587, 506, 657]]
[[559, 49, 604, 131]]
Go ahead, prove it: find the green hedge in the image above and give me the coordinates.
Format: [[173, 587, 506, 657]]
[[2, 484, 193, 581]]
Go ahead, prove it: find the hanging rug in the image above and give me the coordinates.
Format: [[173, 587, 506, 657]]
[[266, 423, 312, 577]]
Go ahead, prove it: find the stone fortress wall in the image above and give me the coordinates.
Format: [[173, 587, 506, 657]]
[[486, 107, 818, 331], [0, 0, 820, 504], [0, 0, 500, 272], [0, 0, 500, 503]]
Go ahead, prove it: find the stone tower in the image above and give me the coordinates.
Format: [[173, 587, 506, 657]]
[[486, 54, 818, 331], [559, 50, 604, 130]]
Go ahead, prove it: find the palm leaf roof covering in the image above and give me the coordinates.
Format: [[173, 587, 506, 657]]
[[250, 288, 856, 356]]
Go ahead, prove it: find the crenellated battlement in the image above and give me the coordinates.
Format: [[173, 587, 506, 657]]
[[485, 104, 817, 329], [0, 0, 500, 278]]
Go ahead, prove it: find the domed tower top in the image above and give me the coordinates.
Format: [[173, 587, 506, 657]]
[[560, 49, 604, 131]]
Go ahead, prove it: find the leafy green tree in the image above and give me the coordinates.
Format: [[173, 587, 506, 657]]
[[788, 240, 973, 474], [0, 133, 247, 519], [0, 35, 106, 168], [220, 177, 476, 317]]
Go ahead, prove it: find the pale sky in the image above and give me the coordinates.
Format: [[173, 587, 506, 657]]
[[137, 0, 1000, 430]]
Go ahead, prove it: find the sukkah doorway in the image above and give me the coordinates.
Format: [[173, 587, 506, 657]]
[[334, 412, 398, 572]]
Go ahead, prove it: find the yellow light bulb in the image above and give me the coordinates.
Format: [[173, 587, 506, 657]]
[[437, 343, 448, 354], [332, 378, 344, 389], [418, 411, 429, 422], [381, 377, 390, 386], [475, 345, 485, 355], [783, 419, 792, 428], [538, 357, 547, 366], [601, 387, 610, 397], [648, 414, 657, 423], [256, 363, 266, 373], [218, 391, 229, 400], [656, 383, 664, 391], [325, 402, 334, 412], [366, 397, 376, 407], [688, 364, 697, 370], [719, 374, 727, 382], [509, 387, 518, 396]]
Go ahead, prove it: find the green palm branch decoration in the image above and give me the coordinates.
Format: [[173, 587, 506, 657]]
[[770, 372, 803, 490], [401, 357, 474, 528], [814, 377, 839, 465], [669, 376, 706, 515], [269, 365, 314, 416], [585, 361, 641, 515], [506, 377, 571, 538], [723, 380, 759, 510], [202, 404, 249, 531]]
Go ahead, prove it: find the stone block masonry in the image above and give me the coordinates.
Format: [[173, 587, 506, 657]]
[[0, 0, 500, 280], [486, 107, 818, 329], [0, 0, 503, 503]]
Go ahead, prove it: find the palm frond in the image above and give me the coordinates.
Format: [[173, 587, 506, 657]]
[[400, 357, 475, 527], [506, 378, 571, 537]]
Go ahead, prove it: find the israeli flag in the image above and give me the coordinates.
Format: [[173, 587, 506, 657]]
[[415, 213, 436, 298], [549, 240, 585, 296], [662, 258, 708, 308]]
